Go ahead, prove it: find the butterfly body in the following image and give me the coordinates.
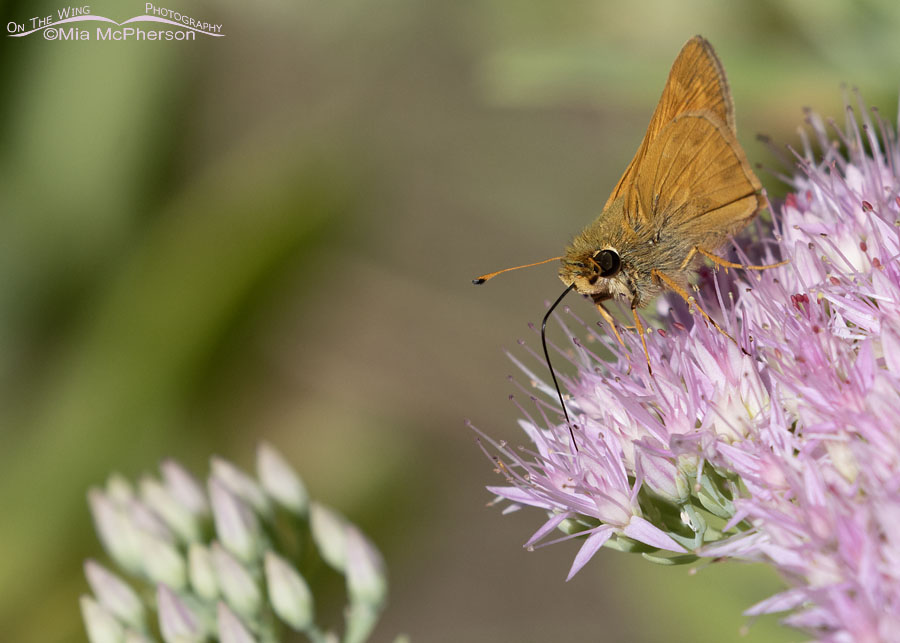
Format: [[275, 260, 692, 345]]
[[560, 194, 688, 307]]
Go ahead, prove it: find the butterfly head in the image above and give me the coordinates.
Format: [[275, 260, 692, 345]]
[[559, 247, 632, 300]]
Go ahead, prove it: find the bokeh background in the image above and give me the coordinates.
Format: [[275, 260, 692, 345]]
[[2, 1, 899, 641]]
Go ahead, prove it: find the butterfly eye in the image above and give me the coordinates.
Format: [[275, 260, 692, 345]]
[[594, 249, 621, 278]]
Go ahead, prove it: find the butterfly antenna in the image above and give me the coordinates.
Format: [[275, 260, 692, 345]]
[[473, 257, 563, 285], [541, 282, 578, 452]]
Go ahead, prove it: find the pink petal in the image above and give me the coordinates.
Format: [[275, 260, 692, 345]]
[[566, 527, 614, 581], [623, 516, 686, 553]]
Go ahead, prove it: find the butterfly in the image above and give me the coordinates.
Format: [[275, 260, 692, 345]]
[[475, 36, 785, 447]]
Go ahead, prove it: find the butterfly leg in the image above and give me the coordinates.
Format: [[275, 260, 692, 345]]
[[696, 247, 789, 272], [651, 268, 747, 353], [678, 247, 698, 271], [593, 300, 629, 355], [630, 304, 652, 375]]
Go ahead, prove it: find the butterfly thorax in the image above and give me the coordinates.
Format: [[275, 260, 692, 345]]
[[559, 197, 699, 307]]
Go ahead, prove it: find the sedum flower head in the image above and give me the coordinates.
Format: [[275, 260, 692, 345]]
[[476, 94, 900, 641], [83, 443, 394, 643]]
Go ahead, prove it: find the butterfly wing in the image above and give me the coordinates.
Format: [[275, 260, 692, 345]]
[[630, 112, 762, 248], [604, 36, 735, 214]]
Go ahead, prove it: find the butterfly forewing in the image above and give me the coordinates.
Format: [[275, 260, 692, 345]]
[[604, 36, 735, 214], [632, 112, 762, 246]]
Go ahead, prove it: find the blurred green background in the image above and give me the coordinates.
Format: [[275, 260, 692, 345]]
[[1, 0, 898, 641]]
